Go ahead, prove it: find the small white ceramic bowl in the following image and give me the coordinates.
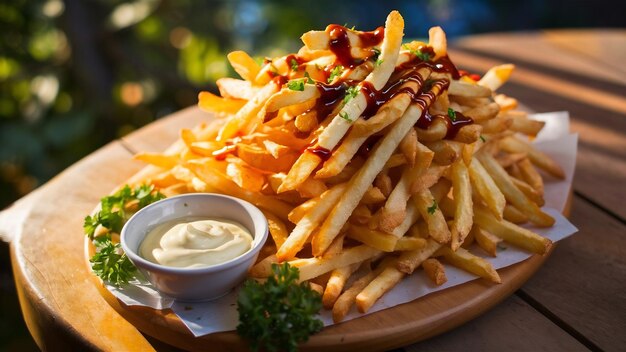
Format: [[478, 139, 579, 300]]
[[121, 193, 268, 301]]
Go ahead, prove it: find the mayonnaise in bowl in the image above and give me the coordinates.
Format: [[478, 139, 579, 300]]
[[139, 217, 253, 268]]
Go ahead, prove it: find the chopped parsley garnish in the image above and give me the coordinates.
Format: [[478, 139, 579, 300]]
[[340, 112, 352, 122], [427, 200, 438, 215], [344, 85, 359, 104], [447, 108, 457, 122], [84, 184, 164, 285], [497, 243, 508, 251], [237, 263, 323, 352], [84, 184, 164, 239], [287, 79, 306, 91], [90, 236, 136, 286], [290, 58, 299, 71], [480, 135, 486, 142], [328, 65, 344, 83], [304, 71, 313, 84], [414, 49, 432, 62], [375, 58, 384, 67]]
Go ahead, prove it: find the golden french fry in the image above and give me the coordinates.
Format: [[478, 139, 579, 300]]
[[394, 236, 427, 251], [249, 254, 277, 278], [374, 171, 393, 197], [478, 64, 514, 91], [216, 77, 260, 100], [134, 152, 180, 169], [422, 258, 447, 285], [413, 188, 451, 244], [495, 152, 527, 168], [503, 204, 529, 224], [226, 162, 264, 192], [449, 80, 492, 97], [450, 158, 473, 251], [437, 246, 501, 283], [347, 224, 399, 252], [463, 102, 500, 123], [323, 263, 360, 309], [333, 268, 377, 323], [425, 140, 463, 166], [473, 226, 502, 257], [356, 263, 405, 313], [474, 206, 552, 254], [399, 127, 418, 166], [397, 239, 441, 274], [296, 177, 328, 198], [499, 136, 565, 179], [518, 157, 544, 196], [476, 152, 554, 227], [350, 204, 372, 225], [277, 183, 347, 261], [263, 210, 289, 248], [289, 245, 381, 282], [509, 114, 545, 136], [237, 143, 297, 173], [468, 158, 505, 220], [227, 50, 261, 81], [511, 177, 545, 207], [198, 91, 246, 116], [361, 186, 387, 205]]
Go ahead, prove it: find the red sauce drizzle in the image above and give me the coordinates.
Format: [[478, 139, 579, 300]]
[[306, 145, 332, 161], [458, 69, 481, 81], [272, 75, 288, 86], [360, 68, 426, 119], [313, 81, 348, 121], [285, 54, 304, 72], [327, 24, 384, 68], [415, 110, 473, 139]]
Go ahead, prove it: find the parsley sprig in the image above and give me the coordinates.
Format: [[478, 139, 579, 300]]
[[403, 44, 433, 61], [427, 200, 438, 215], [85, 184, 164, 285], [237, 263, 323, 352], [447, 108, 457, 122], [90, 236, 136, 286], [84, 184, 164, 239]]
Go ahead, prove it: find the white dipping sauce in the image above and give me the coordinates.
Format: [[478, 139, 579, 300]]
[[139, 217, 253, 268]]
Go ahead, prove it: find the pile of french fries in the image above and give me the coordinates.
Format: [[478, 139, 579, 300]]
[[132, 11, 565, 323]]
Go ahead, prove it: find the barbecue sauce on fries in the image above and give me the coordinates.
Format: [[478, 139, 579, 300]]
[[131, 11, 567, 329]]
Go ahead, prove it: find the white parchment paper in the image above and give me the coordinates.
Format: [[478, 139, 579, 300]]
[[104, 111, 579, 337]]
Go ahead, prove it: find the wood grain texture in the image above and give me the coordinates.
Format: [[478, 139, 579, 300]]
[[520, 196, 626, 351], [404, 295, 588, 352], [6, 142, 155, 351]]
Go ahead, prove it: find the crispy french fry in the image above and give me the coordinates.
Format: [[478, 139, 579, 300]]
[[437, 246, 501, 283], [474, 206, 552, 254], [503, 204, 529, 224], [517, 158, 544, 196], [323, 263, 361, 309], [290, 245, 381, 282], [476, 152, 554, 227], [263, 210, 289, 248], [227, 51, 261, 81], [422, 258, 447, 285], [499, 136, 565, 179], [216, 77, 260, 100], [333, 268, 377, 323], [347, 224, 399, 252], [397, 239, 441, 274], [413, 188, 451, 244], [473, 226, 502, 257], [450, 158, 473, 251], [469, 158, 505, 220], [356, 263, 405, 313]]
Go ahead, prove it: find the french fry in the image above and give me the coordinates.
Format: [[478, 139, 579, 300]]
[[437, 246, 501, 283], [263, 211, 289, 248], [474, 206, 552, 254], [134, 152, 180, 169], [422, 258, 447, 285], [216, 77, 260, 100], [476, 152, 554, 227], [468, 158, 505, 220], [511, 177, 545, 206], [449, 159, 473, 250], [397, 239, 441, 274], [198, 91, 247, 116], [503, 204, 529, 224], [323, 263, 361, 309], [333, 268, 377, 322], [290, 245, 382, 282], [277, 183, 347, 261], [413, 188, 451, 244], [356, 263, 405, 313], [499, 136, 565, 179], [517, 158, 544, 195], [227, 50, 261, 82], [347, 224, 399, 252], [478, 64, 515, 91], [394, 236, 427, 251], [473, 226, 502, 257]]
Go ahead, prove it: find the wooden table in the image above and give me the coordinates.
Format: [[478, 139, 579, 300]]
[[1, 30, 624, 351]]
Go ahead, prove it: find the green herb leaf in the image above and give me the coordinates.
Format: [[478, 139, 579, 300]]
[[427, 200, 438, 215], [409, 47, 433, 62], [304, 71, 313, 84], [84, 184, 164, 238], [480, 135, 486, 143], [290, 58, 299, 71], [447, 108, 457, 122], [344, 85, 359, 104], [237, 263, 323, 352], [327, 65, 344, 83], [90, 236, 136, 286], [287, 79, 305, 91], [340, 112, 352, 122], [375, 58, 384, 67]]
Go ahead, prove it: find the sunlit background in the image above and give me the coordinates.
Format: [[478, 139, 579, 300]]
[[0, 0, 624, 349]]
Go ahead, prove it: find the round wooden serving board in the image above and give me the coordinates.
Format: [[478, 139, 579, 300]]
[[0, 107, 571, 352], [81, 108, 572, 351]]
